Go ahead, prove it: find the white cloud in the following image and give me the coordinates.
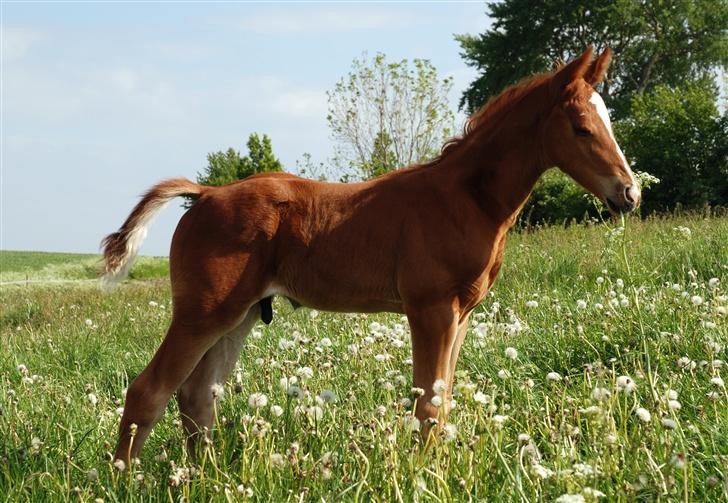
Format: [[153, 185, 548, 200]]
[[2, 27, 46, 61], [238, 6, 414, 34]]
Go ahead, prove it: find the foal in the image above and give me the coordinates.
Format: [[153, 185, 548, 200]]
[[104, 47, 640, 463]]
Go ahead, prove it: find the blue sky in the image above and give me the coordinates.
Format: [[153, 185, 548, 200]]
[[2, 2, 490, 256]]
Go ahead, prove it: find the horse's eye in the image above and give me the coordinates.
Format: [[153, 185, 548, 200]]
[[573, 126, 592, 137]]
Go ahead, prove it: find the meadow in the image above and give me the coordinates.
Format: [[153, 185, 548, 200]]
[[1, 213, 726, 502]]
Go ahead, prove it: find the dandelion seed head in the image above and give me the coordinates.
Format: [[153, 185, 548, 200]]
[[635, 407, 651, 422]]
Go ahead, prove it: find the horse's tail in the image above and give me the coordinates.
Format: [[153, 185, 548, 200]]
[[101, 178, 206, 287]]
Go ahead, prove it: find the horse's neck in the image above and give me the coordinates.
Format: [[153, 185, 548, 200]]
[[434, 127, 545, 229]]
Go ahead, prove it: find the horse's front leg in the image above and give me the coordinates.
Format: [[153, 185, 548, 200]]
[[406, 300, 460, 427]]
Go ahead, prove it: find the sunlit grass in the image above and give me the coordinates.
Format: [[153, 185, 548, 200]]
[[1, 214, 726, 501]]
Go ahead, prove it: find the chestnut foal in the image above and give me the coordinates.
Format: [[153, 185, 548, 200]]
[[103, 47, 639, 463]]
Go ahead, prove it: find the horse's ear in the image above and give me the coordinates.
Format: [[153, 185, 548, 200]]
[[550, 47, 594, 95], [584, 48, 612, 85]]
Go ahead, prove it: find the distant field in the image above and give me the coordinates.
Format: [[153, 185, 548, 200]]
[[0, 250, 169, 284], [1, 214, 727, 501]]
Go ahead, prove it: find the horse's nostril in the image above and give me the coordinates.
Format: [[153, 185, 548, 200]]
[[624, 185, 635, 204]]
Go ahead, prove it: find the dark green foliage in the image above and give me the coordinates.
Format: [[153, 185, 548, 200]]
[[458, 0, 728, 118], [617, 82, 728, 213], [520, 170, 600, 226], [196, 133, 283, 188]]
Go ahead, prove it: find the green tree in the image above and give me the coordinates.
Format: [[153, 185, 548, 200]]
[[457, 0, 728, 117], [617, 82, 728, 213], [196, 133, 283, 187], [327, 53, 455, 180], [184, 133, 283, 207]]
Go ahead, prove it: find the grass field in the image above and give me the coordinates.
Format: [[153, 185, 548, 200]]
[[1, 213, 727, 501]]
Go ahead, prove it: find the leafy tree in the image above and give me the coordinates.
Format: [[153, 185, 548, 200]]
[[196, 133, 283, 187], [617, 82, 728, 213], [184, 133, 283, 207], [327, 53, 455, 180], [457, 0, 728, 117]]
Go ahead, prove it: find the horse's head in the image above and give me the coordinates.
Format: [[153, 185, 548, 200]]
[[542, 47, 640, 213]]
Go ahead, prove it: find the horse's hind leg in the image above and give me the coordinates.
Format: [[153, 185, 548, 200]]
[[113, 313, 238, 464], [177, 303, 261, 455]]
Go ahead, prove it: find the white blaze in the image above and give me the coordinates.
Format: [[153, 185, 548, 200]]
[[588, 91, 635, 184]]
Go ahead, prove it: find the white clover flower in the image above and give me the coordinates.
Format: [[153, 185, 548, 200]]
[[546, 372, 562, 382], [635, 407, 651, 422], [691, 295, 703, 306], [505, 347, 518, 360], [576, 300, 587, 309], [525, 300, 539, 308], [616, 375, 636, 394], [248, 392, 268, 409], [432, 379, 447, 395]]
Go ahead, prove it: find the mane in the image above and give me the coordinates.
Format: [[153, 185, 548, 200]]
[[430, 71, 553, 165]]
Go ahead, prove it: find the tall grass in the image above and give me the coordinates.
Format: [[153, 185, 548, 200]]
[[0, 214, 726, 501]]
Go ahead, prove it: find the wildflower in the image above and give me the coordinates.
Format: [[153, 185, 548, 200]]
[[296, 367, 313, 380], [579, 406, 602, 415], [555, 494, 585, 503], [113, 459, 126, 472], [270, 405, 284, 417], [374, 405, 387, 417], [662, 418, 678, 430], [691, 295, 703, 306], [270, 453, 286, 468], [546, 372, 562, 382], [577, 299, 587, 309], [404, 416, 421, 432], [30, 437, 42, 452], [85, 319, 94, 326], [87, 393, 98, 406], [518, 433, 530, 443], [710, 376, 725, 388], [211, 383, 224, 401], [668, 400, 681, 411], [431, 395, 443, 408], [319, 337, 332, 347], [531, 464, 554, 479], [505, 347, 518, 360], [616, 375, 636, 394], [248, 392, 268, 409], [582, 487, 606, 499], [591, 387, 610, 401], [16, 364, 28, 375], [432, 379, 447, 395], [287, 386, 304, 400], [498, 369, 511, 379], [670, 453, 686, 469], [708, 278, 720, 289], [619, 298, 629, 307], [319, 390, 337, 404], [492, 414, 508, 425], [473, 391, 490, 404], [596, 276, 604, 284], [411, 387, 425, 398], [443, 423, 457, 442], [574, 463, 595, 477], [525, 300, 539, 308], [87, 468, 98, 482], [635, 407, 651, 422]]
